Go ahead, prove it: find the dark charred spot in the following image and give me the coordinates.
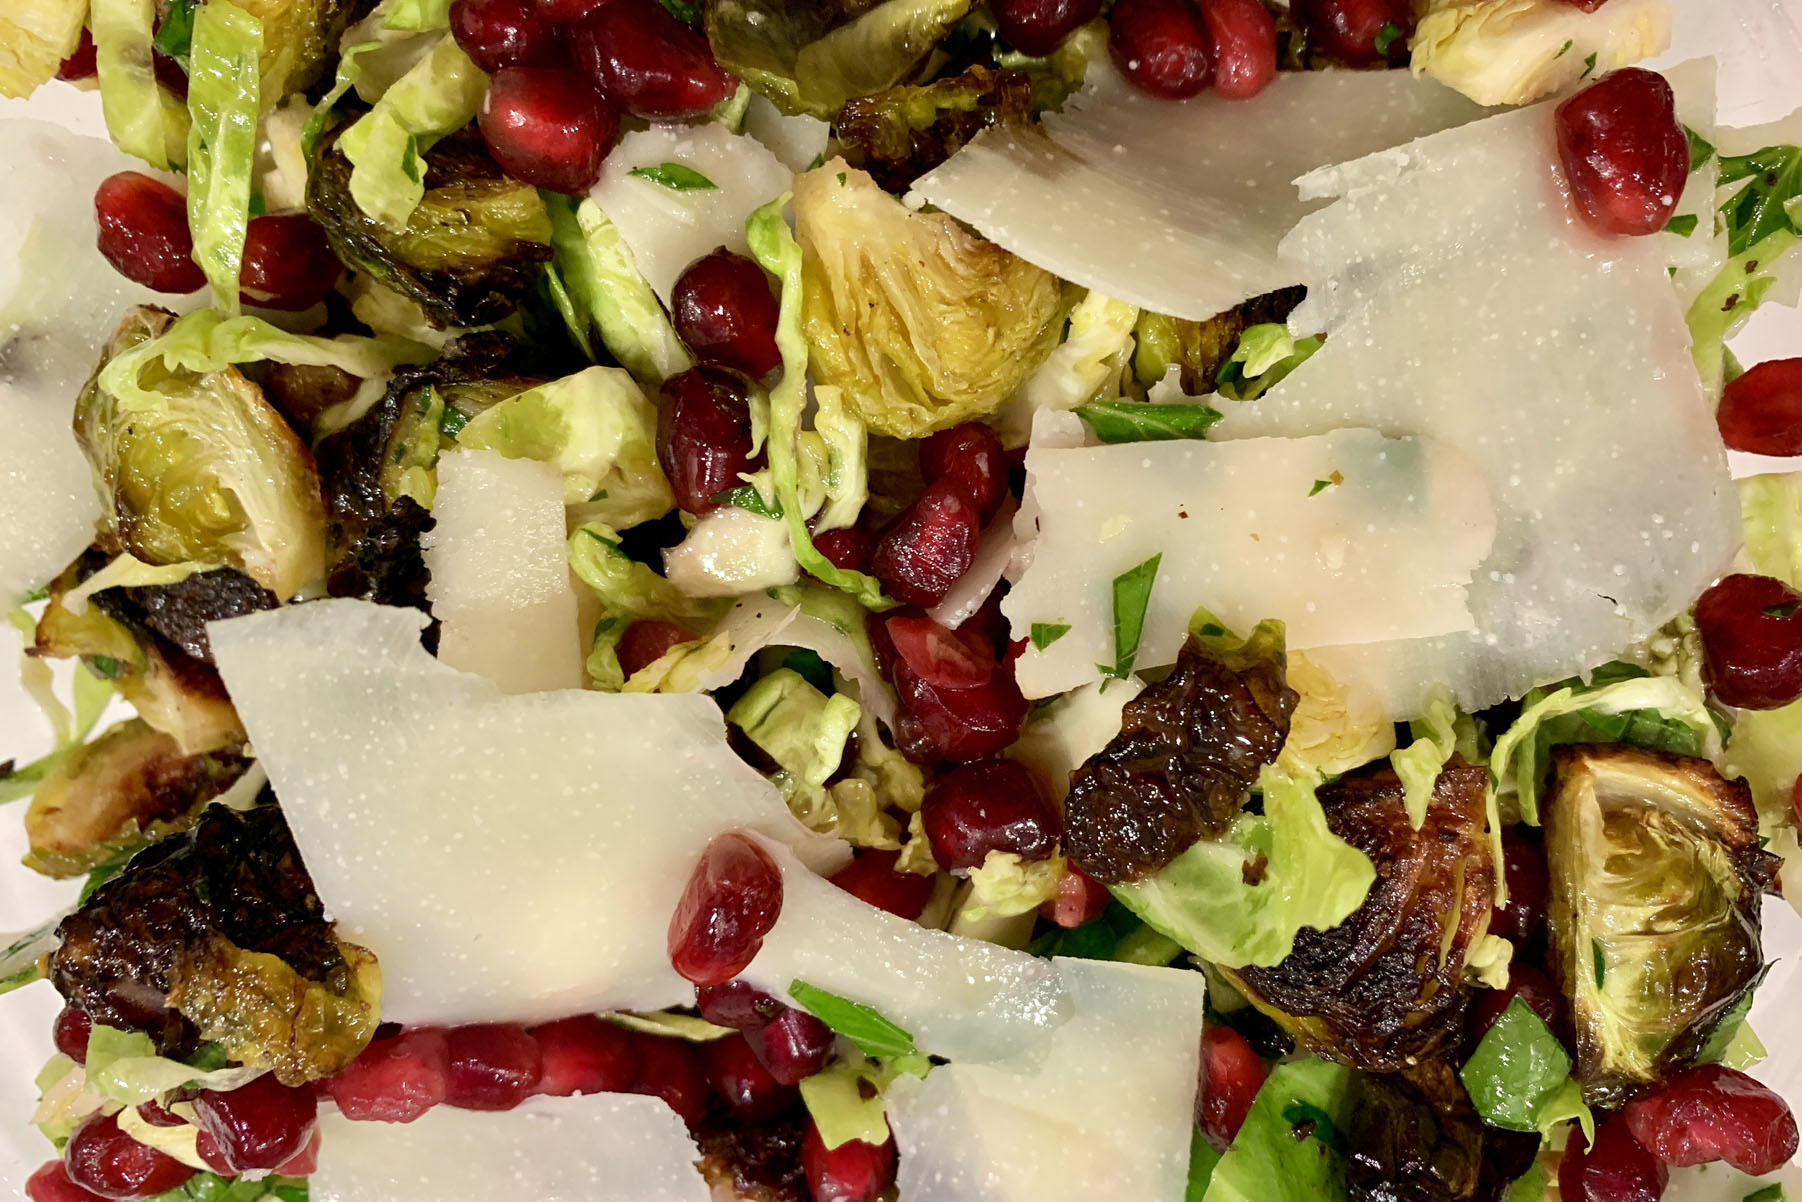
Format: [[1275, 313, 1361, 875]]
[[105, 569, 280, 662], [694, 1104, 809, 1202], [1346, 1063, 1540, 1202]]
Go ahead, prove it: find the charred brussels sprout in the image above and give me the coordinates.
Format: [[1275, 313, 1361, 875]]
[[1544, 745, 1778, 1107], [308, 127, 554, 329], [1346, 1064, 1540, 1202], [1224, 759, 1495, 1074], [236, 0, 377, 98], [835, 65, 1035, 192], [1133, 285, 1309, 394]]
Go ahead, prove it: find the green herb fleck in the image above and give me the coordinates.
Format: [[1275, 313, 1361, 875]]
[[1373, 21, 1405, 56], [1554, 39, 1573, 59], [400, 137, 423, 185], [1099, 554, 1161, 680], [1581, 51, 1598, 78], [1309, 472, 1344, 497], [1664, 213, 1700, 237], [438, 407, 467, 438], [1685, 125, 1717, 171], [628, 162, 718, 191], [184, 1043, 230, 1072], [1743, 1185, 1785, 1202], [21, 585, 49, 604], [654, 0, 702, 23], [788, 980, 916, 1059], [88, 655, 121, 680], [1030, 622, 1071, 651], [713, 484, 783, 519], [837, 172, 848, 186], [1592, 940, 1607, 988], [152, 0, 198, 69], [1074, 401, 1223, 444], [588, 488, 609, 502], [807, 153, 826, 171], [1763, 599, 1801, 618], [78, 848, 136, 904], [1718, 144, 1802, 257], [781, 649, 833, 693]]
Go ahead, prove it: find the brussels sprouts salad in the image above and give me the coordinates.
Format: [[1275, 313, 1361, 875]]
[[2, 0, 1802, 1201]]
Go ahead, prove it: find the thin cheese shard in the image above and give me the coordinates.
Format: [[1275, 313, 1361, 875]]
[[908, 68, 1482, 321], [1002, 430, 1496, 701]]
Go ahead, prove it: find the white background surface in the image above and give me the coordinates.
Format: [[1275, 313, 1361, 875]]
[[1, 1, 1801, 1196]]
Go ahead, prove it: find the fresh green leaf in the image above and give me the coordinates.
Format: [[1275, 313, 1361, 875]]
[[1100, 554, 1161, 679], [151, 0, 197, 68], [301, 41, 377, 163], [84, 1025, 264, 1104], [1186, 1128, 1221, 1202], [183, 1043, 231, 1072], [338, 34, 487, 228], [1280, 1101, 1346, 1155], [546, 195, 691, 387], [147, 1171, 308, 1202], [715, 483, 784, 519], [788, 980, 915, 1058], [727, 668, 862, 826], [1459, 998, 1594, 1141], [1373, 21, 1404, 55], [655, 0, 703, 22], [1308, 477, 1334, 497], [184, 0, 263, 312], [1685, 125, 1716, 171], [1697, 988, 1759, 1065], [1743, 1185, 1785, 1202], [1026, 899, 1182, 966], [1201, 1058, 1355, 1202], [1029, 622, 1071, 651], [78, 847, 137, 904], [93, 0, 188, 169], [1592, 940, 1606, 988], [1215, 324, 1323, 403], [1719, 144, 1802, 257], [381, 0, 454, 31], [0, 916, 61, 997], [1074, 400, 1221, 443], [628, 162, 719, 191], [780, 648, 833, 694], [1507, 1163, 1547, 1202], [1664, 213, 1700, 237]]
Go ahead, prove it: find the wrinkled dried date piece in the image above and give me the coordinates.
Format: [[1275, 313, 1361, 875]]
[[1346, 1063, 1541, 1202], [695, 1104, 809, 1202], [1064, 630, 1296, 884]]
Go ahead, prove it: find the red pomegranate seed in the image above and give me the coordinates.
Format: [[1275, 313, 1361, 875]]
[[657, 366, 761, 516], [1198, 1026, 1267, 1151], [1718, 359, 1802, 456], [479, 66, 619, 196], [94, 172, 205, 295], [628, 1033, 711, 1128], [531, 1015, 635, 1096], [1291, 0, 1414, 65], [746, 1006, 834, 1086], [151, 51, 187, 100], [1489, 828, 1549, 947], [920, 423, 1008, 525], [870, 479, 984, 608], [616, 619, 696, 678], [991, 0, 1104, 57], [1555, 68, 1688, 238], [1467, 964, 1567, 1049], [443, 1024, 542, 1110], [885, 613, 996, 690], [672, 248, 782, 379], [1042, 863, 1111, 928], [237, 214, 341, 311], [58, 28, 97, 80], [802, 1122, 898, 1202], [830, 849, 936, 920], [191, 1074, 318, 1172], [1695, 573, 1802, 709], [52, 1007, 92, 1064], [1623, 1064, 1800, 1176], [533, 0, 610, 20], [696, 981, 786, 1030], [26, 1163, 107, 1202], [1197, 0, 1277, 99], [273, 1130, 320, 1177], [65, 1113, 195, 1201], [893, 659, 1030, 765], [1559, 0, 1609, 8], [571, 0, 736, 120], [921, 759, 1060, 870], [326, 1028, 450, 1122], [451, 0, 558, 72], [1560, 1117, 1669, 1202], [812, 524, 874, 574], [1109, 0, 1213, 99], [668, 831, 785, 986], [704, 1032, 797, 1119]]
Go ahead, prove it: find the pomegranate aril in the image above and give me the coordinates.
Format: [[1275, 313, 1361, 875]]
[[616, 619, 695, 678], [1695, 572, 1802, 709], [534, 0, 610, 20], [1558, 0, 1610, 8], [479, 66, 619, 196], [1108, 0, 1213, 100], [802, 1122, 897, 1202], [94, 172, 205, 295], [1556, 68, 1688, 238], [830, 848, 936, 920], [696, 981, 786, 1030], [451, 0, 558, 72], [704, 1032, 797, 1118], [273, 1130, 321, 1177], [1197, 1026, 1266, 1151], [672, 248, 782, 378], [1198, 0, 1277, 99], [238, 214, 340, 311], [1291, 0, 1413, 65], [26, 1162, 107, 1202], [1467, 963, 1566, 1048], [920, 423, 1007, 525], [532, 1014, 635, 1096], [1489, 828, 1549, 948], [1623, 1064, 1799, 1177], [326, 1028, 450, 1122], [444, 1023, 542, 1110], [991, 0, 1104, 57], [921, 758, 1059, 870], [893, 659, 1029, 765], [193, 1132, 232, 1178], [668, 831, 784, 986], [746, 1006, 834, 1086], [1718, 358, 1802, 456], [1042, 863, 1111, 928], [870, 479, 983, 608], [628, 1032, 711, 1129], [52, 1006, 92, 1063], [65, 1113, 196, 1201], [58, 28, 97, 80], [812, 524, 874, 574], [191, 1074, 318, 1172], [572, 0, 736, 120], [1559, 1117, 1668, 1202], [657, 366, 760, 515], [885, 613, 996, 690]]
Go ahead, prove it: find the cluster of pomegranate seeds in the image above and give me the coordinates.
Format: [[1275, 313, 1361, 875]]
[[1559, 1117, 1669, 1202], [1555, 68, 1689, 238], [238, 214, 342, 310], [829, 848, 936, 920], [444, 1023, 544, 1110], [873, 606, 1029, 765], [1041, 863, 1111, 928], [64, 1114, 196, 1200], [94, 172, 206, 295], [703, 1033, 797, 1119], [919, 424, 1008, 525], [1487, 828, 1549, 947], [1196, 0, 1277, 99], [668, 831, 785, 986], [616, 619, 697, 678], [1108, 0, 1279, 100], [1291, 0, 1415, 65], [533, 1014, 635, 1096], [572, 0, 737, 120], [802, 1121, 898, 1202], [991, 0, 1104, 57], [1694, 572, 1802, 709], [1197, 1026, 1266, 1151], [480, 67, 621, 196], [672, 249, 784, 379], [1718, 358, 1802, 456], [57, 28, 97, 80], [52, 1006, 92, 1064], [919, 758, 1060, 870], [451, 0, 558, 72], [325, 1027, 452, 1122], [744, 1005, 834, 1085], [629, 1033, 711, 1128], [657, 367, 762, 515], [190, 1075, 319, 1172], [1623, 1064, 1801, 1177]]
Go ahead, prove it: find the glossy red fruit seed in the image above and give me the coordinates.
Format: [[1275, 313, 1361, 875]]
[[921, 758, 1060, 870], [479, 66, 619, 196], [812, 524, 874, 574], [657, 366, 761, 516], [1108, 0, 1213, 100], [191, 1074, 319, 1172], [885, 613, 995, 691], [870, 479, 984, 608], [273, 1131, 320, 1177], [695, 981, 787, 1030], [1695, 572, 1802, 709], [94, 172, 205, 295], [572, 0, 737, 120], [26, 1162, 107, 1202], [672, 248, 782, 379], [668, 831, 784, 986], [58, 28, 97, 80], [1556, 68, 1688, 238], [444, 1024, 542, 1110], [1197, 0, 1278, 99], [1467, 963, 1567, 1049], [1559, 1117, 1669, 1202], [325, 1028, 450, 1122], [920, 423, 1008, 525], [152, 51, 187, 100], [1291, 0, 1413, 65], [1198, 1026, 1266, 1152], [533, 0, 610, 20], [893, 659, 1030, 765], [628, 1033, 711, 1129], [532, 1014, 636, 1096], [829, 848, 936, 920], [65, 1113, 196, 1201], [802, 1123, 898, 1202], [991, 0, 1104, 57], [1623, 1064, 1799, 1177], [1718, 358, 1802, 456], [1488, 828, 1550, 948], [238, 214, 341, 311], [704, 1033, 797, 1119], [1559, 0, 1609, 8], [1042, 863, 1111, 928], [746, 1005, 834, 1086], [52, 1007, 92, 1064], [616, 619, 696, 678], [451, 0, 558, 72]]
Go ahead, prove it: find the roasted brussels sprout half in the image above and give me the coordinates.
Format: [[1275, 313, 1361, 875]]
[[308, 127, 554, 329], [1224, 759, 1495, 1073], [1346, 1063, 1541, 1202], [74, 308, 328, 602], [51, 802, 380, 1084], [1544, 745, 1778, 1107], [1133, 285, 1308, 394], [236, 0, 377, 99], [835, 65, 1035, 193]]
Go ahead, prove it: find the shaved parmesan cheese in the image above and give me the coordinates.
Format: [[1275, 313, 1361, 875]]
[[1663, 61, 1726, 314], [588, 124, 792, 306], [1002, 430, 1496, 700], [888, 958, 1205, 1202], [662, 506, 800, 598], [312, 1096, 710, 1202], [743, 95, 830, 175], [1007, 677, 1144, 803], [908, 68, 1482, 321], [1213, 97, 1736, 717], [423, 450, 582, 693]]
